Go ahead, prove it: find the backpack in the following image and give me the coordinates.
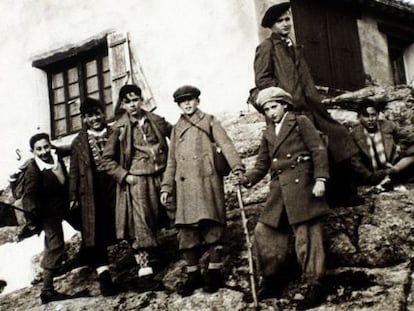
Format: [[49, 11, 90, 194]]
[[9, 159, 33, 200]]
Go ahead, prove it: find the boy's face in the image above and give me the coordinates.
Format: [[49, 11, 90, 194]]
[[270, 10, 292, 37], [32, 138, 53, 163], [83, 109, 105, 131], [359, 106, 379, 133], [178, 98, 199, 116], [121, 92, 143, 117], [263, 101, 287, 124]]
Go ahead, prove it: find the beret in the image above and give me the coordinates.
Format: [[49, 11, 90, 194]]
[[261, 2, 291, 28], [173, 85, 201, 103], [256, 87, 292, 108], [80, 97, 104, 115]]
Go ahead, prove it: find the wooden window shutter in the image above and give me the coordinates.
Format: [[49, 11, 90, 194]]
[[107, 32, 156, 112]]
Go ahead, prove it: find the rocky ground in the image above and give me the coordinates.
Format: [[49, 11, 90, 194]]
[[0, 85, 414, 310]]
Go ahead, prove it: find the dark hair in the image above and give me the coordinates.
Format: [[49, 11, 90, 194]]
[[29, 133, 50, 150], [357, 99, 379, 116], [80, 97, 104, 116], [115, 84, 143, 115]]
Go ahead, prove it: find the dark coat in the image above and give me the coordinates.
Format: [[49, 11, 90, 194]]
[[102, 111, 172, 239], [246, 113, 330, 227], [69, 127, 116, 247], [351, 120, 414, 182], [23, 152, 69, 221], [161, 110, 244, 225], [254, 33, 358, 163]]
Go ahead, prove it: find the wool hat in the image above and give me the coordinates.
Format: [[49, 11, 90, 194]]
[[80, 97, 104, 116], [173, 85, 201, 103], [261, 2, 291, 28], [256, 87, 293, 108]]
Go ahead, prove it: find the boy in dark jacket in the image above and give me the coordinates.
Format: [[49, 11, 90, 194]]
[[239, 87, 330, 309], [69, 97, 117, 296]]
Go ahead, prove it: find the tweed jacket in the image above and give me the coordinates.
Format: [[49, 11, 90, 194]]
[[351, 120, 414, 179], [102, 111, 172, 239], [246, 113, 330, 227], [69, 126, 116, 247], [161, 110, 244, 225], [254, 33, 358, 163]]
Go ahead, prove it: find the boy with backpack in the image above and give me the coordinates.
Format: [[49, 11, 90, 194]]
[[160, 85, 245, 296]]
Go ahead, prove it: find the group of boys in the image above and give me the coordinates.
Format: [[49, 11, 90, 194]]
[[16, 2, 414, 309]]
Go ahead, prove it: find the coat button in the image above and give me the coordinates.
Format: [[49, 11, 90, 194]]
[[295, 179, 299, 183], [273, 158, 278, 162], [291, 164, 295, 169], [286, 154, 292, 158], [277, 169, 282, 174], [180, 177, 185, 181], [179, 138, 183, 142]]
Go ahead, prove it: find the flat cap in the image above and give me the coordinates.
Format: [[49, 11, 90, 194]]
[[261, 2, 291, 28], [256, 87, 292, 108], [173, 85, 201, 103]]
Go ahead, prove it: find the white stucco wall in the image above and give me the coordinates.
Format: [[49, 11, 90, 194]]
[[357, 15, 394, 86], [0, 0, 259, 188]]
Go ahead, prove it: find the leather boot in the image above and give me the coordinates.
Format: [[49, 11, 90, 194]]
[[98, 270, 118, 296], [203, 269, 223, 293], [178, 270, 204, 297]]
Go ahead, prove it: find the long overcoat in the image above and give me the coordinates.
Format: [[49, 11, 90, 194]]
[[254, 33, 358, 163], [161, 110, 244, 225], [102, 111, 172, 239], [69, 127, 115, 247], [246, 113, 330, 227]]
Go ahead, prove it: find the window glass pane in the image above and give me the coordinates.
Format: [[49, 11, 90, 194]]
[[103, 71, 111, 87], [69, 99, 80, 116], [105, 103, 114, 119], [103, 87, 112, 105], [55, 119, 67, 137], [86, 76, 99, 93], [70, 115, 82, 132], [68, 82, 80, 98], [52, 73, 64, 88], [86, 60, 97, 77], [102, 56, 109, 72], [87, 91, 100, 100], [67, 67, 78, 84], [53, 87, 65, 103], [54, 103, 66, 119]]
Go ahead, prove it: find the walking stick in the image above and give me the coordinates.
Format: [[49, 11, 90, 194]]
[[0, 201, 34, 216], [236, 185, 259, 308]]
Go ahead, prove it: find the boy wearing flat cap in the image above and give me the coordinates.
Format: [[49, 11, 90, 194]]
[[69, 97, 118, 296], [161, 85, 245, 296], [239, 87, 329, 309], [255, 2, 363, 207], [102, 84, 172, 291]]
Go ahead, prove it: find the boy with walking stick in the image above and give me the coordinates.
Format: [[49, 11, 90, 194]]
[[238, 87, 330, 310]]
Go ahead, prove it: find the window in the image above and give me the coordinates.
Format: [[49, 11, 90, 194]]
[[388, 37, 408, 85], [33, 33, 156, 138], [41, 44, 113, 138]]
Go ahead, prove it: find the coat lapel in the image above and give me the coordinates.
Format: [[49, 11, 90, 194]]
[[352, 125, 371, 159], [75, 130, 91, 165], [175, 110, 207, 139], [267, 113, 296, 157]]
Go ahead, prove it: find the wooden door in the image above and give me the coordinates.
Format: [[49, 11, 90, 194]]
[[290, 0, 365, 91]]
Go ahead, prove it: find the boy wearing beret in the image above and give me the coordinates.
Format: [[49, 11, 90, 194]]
[[102, 84, 172, 291], [239, 87, 329, 309], [69, 97, 118, 296], [160, 85, 244, 296], [255, 2, 363, 207]]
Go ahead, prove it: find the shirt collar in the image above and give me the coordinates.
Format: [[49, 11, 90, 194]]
[[34, 149, 59, 171]]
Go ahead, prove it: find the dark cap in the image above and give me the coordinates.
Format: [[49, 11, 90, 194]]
[[80, 97, 104, 116], [261, 2, 291, 28], [173, 85, 201, 103]]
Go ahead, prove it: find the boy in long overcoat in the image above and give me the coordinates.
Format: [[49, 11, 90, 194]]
[[69, 97, 117, 295], [160, 85, 244, 296], [102, 84, 172, 290], [254, 2, 362, 207], [239, 87, 330, 309]]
